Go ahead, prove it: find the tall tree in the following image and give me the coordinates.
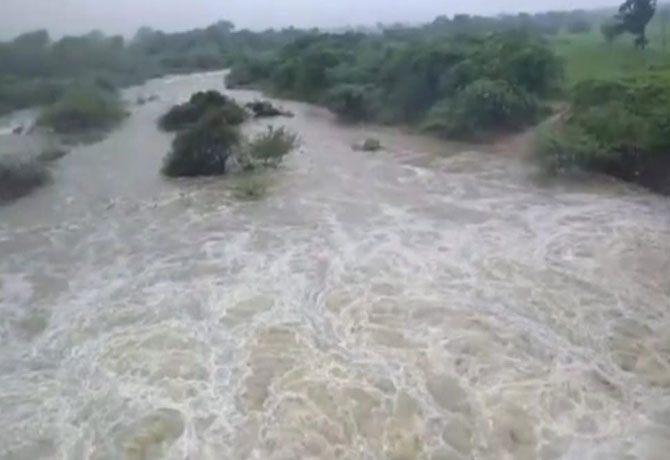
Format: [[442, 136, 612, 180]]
[[617, 0, 657, 48]]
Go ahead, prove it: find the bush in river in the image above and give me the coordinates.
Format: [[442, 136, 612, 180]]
[[0, 154, 51, 202], [37, 84, 125, 135], [242, 126, 299, 168], [161, 110, 241, 177], [158, 91, 246, 132], [534, 73, 670, 194]]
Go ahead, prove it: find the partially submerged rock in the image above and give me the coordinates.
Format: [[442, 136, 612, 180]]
[[353, 137, 382, 152], [245, 100, 293, 119]]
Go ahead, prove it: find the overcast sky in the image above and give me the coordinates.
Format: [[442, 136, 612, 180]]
[[2, 0, 616, 39]]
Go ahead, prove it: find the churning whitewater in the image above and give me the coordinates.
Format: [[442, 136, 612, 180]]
[[1, 72, 669, 460]]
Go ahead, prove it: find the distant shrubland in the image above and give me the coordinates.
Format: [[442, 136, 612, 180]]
[[226, 30, 561, 140]]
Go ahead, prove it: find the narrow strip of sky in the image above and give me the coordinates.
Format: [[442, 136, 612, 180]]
[[1, 0, 618, 38]]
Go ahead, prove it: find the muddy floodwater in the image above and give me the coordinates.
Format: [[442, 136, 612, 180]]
[[1, 72, 669, 460]]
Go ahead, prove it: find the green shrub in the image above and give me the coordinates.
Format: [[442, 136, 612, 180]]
[[0, 154, 51, 202], [161, 111, 241, 177], [324, 84, 373, 122], [159, 91, 246, 132], [225, 56, 276, 88], [533, 124, 602, 173], [37, 84, 125, 135], [424, 79, 540, 139], [570, 102, 651, 151], [244, 126, 299, 167]]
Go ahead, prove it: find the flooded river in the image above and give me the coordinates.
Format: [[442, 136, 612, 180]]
[[1, 72, 669, 460]]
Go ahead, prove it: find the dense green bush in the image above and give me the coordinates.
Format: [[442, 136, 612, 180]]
[[162, 111, 241, 177], [533, 124, 602, 173], [225, 55, 277, 88], [324, 84, 373, 122], [159, 91, 246, 131], [0, 154, 51, 202], [424, 79, 540, 138], [535, 73, 670, 194], [37, 84, 125, 135]]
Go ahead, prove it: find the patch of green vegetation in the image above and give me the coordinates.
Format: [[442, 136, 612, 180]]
[[37, 84, 125, 136], [0, 154, 51, 203], [159, 91, 246, 131], [534, 72, 670, 194]]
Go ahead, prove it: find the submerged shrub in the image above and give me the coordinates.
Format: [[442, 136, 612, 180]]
[[37, 84, 125, 135], [424, 79, 540, 139], [243, 126, 299, 167], [0, 154, 51, 202], [159, 90, 246, 131], [161, 111, 241, 177], [233, 174, 269, 200]]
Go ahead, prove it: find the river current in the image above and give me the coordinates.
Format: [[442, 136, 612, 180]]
[[1, 72, 669, 460]]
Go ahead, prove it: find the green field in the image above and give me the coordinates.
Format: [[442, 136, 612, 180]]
[[554, 16, 670, 86]]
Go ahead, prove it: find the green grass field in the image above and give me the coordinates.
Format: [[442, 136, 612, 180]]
[[553, 16, 670, 87]]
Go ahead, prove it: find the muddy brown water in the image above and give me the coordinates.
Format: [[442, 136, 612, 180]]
[[1, 71, 669, 460]]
